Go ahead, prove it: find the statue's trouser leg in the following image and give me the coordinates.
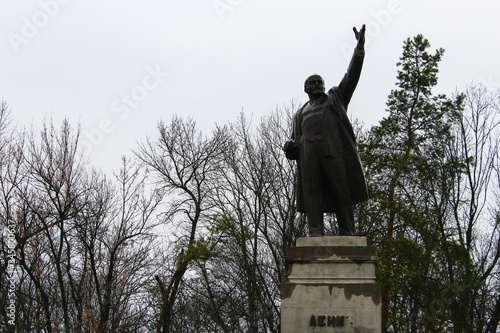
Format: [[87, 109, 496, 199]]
[[301, 143, 324, 236], [335, 206, 356, 235], [323, 157, 357, 236]]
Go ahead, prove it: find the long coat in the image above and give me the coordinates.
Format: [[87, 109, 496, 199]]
[[292, 47, 368, 213]]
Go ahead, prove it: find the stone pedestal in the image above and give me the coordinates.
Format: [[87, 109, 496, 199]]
[[281, 236, 381, 332]]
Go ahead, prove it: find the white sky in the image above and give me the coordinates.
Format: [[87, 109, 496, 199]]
[[1, 0, 500, 175]]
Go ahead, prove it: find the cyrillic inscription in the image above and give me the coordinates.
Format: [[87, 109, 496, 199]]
[[309, 315, 345, 327]]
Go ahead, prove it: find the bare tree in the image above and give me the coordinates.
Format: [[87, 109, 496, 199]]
[[188, 105, 300, 333], [135, 116, 230, 333], [80, 157, 161, 332], [0, 116, 161, 332], [449, 83, 500, 332]]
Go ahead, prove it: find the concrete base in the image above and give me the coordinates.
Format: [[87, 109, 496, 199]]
[[281, 236, 381, 333]]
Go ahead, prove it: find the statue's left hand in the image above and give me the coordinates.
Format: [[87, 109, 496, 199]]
[[353, 24, 366, 48]]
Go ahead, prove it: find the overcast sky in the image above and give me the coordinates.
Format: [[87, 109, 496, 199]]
[[1, 0, 499, 175]]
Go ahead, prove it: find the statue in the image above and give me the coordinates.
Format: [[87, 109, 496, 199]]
[[283, 25, 368, 237]]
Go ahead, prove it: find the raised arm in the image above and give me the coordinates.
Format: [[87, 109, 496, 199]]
[[337, 24, 366, 107]]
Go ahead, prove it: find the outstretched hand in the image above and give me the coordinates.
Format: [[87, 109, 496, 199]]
[[353, 24, 366, 48]]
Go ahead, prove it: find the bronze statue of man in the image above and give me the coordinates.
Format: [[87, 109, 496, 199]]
[[284, 25, 368, 237]]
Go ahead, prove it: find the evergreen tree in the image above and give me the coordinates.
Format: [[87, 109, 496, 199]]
[[359, 35, 465, 332]]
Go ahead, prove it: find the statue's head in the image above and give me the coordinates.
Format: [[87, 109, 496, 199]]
[[304, 74, 325, 96]]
